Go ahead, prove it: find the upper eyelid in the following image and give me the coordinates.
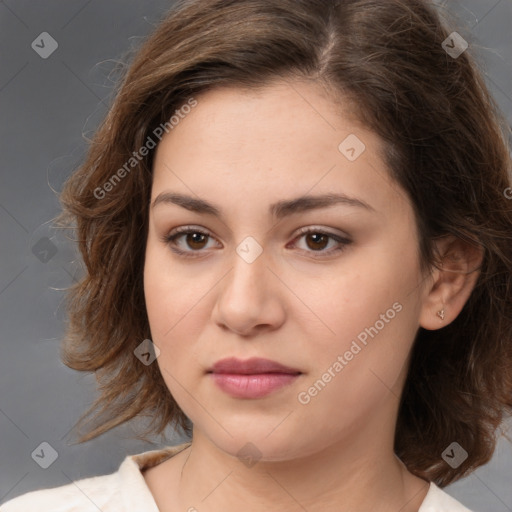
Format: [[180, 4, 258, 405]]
[[168, 225, 348, 242], [165, 226, 351, 255]]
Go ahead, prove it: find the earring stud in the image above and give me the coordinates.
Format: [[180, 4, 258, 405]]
[[437, 308, 445, 320]]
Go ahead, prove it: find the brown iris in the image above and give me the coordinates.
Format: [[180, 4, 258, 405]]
[[304, 232, 329, 251], [185, 232, 208, 250]]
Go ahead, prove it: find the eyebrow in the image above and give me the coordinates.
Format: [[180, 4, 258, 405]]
[[151, 191, 376, 219]]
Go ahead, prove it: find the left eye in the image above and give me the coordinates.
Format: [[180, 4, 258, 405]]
[[291, 229, 349, 254], [161, 226, 351, 258]]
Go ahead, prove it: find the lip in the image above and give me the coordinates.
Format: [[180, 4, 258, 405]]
[[209, 357, 301, 375], [207, 357, 302, 399]]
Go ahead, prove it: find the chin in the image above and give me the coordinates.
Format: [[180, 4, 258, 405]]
[[202, 428, 307, 464]]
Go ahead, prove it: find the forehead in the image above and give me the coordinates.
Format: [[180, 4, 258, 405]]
[[151, 81, 410, 220]]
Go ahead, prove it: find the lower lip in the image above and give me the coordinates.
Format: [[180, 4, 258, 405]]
[[209, 372, 300, 398]]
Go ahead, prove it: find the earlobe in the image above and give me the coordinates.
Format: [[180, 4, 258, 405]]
[[419, 235, 484, 331]]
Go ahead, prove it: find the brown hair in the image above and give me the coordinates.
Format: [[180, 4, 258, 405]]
[[55, 0, 512, 487]]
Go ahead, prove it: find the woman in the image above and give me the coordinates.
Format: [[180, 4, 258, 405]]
[[2, 0, 511, 511]]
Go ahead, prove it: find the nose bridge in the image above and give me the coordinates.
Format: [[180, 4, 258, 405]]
[[213, 235, 284, 334], [225, 235, 270, 301]]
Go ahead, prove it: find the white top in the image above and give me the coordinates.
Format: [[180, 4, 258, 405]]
[[0, 442, 474, 511]]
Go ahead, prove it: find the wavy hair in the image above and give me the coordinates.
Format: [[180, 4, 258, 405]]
[[54, 0, 512, 487]]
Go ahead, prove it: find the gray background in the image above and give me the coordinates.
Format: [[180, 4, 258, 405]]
[[0, 1, 511, 510]]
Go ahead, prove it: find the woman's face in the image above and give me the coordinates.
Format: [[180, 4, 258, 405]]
[[144, 79, 431, 461]]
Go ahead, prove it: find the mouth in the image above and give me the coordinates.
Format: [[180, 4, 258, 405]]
[[207, 357, 302, 399], [208, 356, 301, 375]]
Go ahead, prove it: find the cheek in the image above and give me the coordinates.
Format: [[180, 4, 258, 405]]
[[143, 246, 211, 380], [295, 294, 415, 437], [143, 262, 198, 405], [144, 242, 205, 335], [143, 257, 169, 340], [297, 244, 420, 391], [298, 253, 410, 344]]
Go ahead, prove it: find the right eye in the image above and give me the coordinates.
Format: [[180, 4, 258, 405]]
[[161, 226, 220, 258]]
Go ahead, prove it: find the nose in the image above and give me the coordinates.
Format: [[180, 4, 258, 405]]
[[211, 244, 287, 337]]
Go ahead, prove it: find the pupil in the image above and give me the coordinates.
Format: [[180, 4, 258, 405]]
[[188, 233, 206, 248], [307, 233, 327, 250]]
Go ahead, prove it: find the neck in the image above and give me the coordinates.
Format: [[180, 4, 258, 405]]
[[175, 421, 429, 512]]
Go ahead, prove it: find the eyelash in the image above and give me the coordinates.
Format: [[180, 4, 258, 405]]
[[160, 225, 352, 259]]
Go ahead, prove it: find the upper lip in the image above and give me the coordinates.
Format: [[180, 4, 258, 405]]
[[208, 357, 301, 375]]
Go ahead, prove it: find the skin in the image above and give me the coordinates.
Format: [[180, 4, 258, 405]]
[[142, 78, 482, 512]]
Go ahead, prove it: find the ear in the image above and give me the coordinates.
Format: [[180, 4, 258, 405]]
[[419, 235, 484, 330]]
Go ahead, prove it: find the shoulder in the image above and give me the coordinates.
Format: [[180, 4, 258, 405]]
[[419, 482, 475, 512], [0, 442, 191, 512], [0, 471, 120, 512]]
